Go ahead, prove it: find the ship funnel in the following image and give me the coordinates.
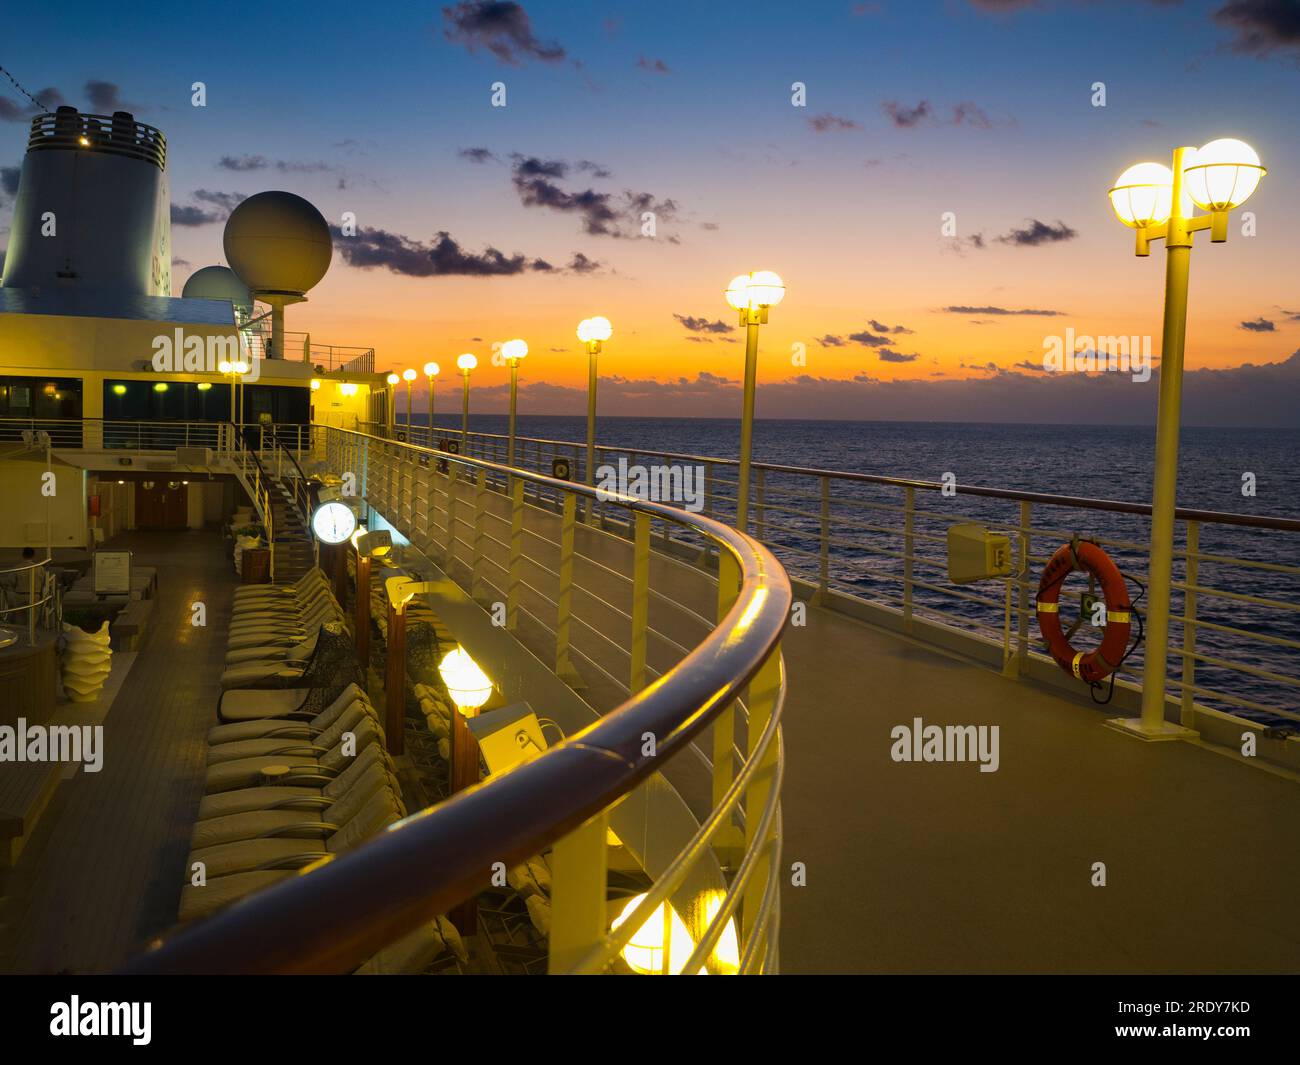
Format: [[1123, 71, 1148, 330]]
[[1, 107, 172, 297]]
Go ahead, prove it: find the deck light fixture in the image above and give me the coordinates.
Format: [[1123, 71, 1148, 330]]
[[309, 378, 320, 391], [438, 647, 493, 716], [724, 270, 785, 534], [1106, 138, 1264, 740], [197, 382, 212, 392], [501, 340, 528, 467], [576, 317, 612, 501], [612, 894, 696, 975], [456, 353, 477, 444]]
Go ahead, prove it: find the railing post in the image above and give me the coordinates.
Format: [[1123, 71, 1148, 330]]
[[470, 467, 487, 600], [384, 598, 406, 756], [547, 809, 609, 974], [630, 511, 650, 693], [506, 476, 525, 630], [1181, 520, 1200, 727], [555, 491, 580, 686], [903, 486, 915, 633], [712, 549, 744, 861], [755, 467, 766, 542], [815, 475, 830, 604], [741, 640, 782, 954], [1015, 500, 1032, 674], [28, 565, 37, 646]]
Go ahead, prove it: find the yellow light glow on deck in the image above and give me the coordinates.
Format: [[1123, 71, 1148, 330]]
[[438, 647, 493, 714]]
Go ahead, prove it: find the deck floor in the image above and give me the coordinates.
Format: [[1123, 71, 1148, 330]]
[[0, 530, 234, 974], [778, 603, 1300, 973]]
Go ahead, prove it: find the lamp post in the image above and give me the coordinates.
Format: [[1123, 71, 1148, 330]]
[[1106, 138, 1265, 738], [501, 338, 528, 467], [439, 645, 493, 937], [385, 373, 399, 436], [402, 368, 416, 437], [423, 361, 440, 447], [724, 271, 785, 533], [576, 317, 612, 491], [457, 353, 477, 447]]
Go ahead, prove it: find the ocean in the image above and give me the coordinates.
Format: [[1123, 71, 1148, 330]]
[[410, 414, 1300, 722]]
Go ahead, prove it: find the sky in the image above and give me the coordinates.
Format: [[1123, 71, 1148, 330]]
[[2, 0, 1299, 423]]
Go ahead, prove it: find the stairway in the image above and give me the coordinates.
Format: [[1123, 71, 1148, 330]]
[[268, 477, 315, 581]]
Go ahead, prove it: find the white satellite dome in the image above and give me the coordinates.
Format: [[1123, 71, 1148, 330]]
[[181, 265, 253, 317], [222, 191, 332, 295]]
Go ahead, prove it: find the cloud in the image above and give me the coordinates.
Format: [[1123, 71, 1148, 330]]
[[1213, 1, 1300, 61], [883, 97, 1004, 130], [1, 165, 20, 197], [808, 112, 860, 133], [847, 329, 897, 348], [84, 80, 139, 113], [995, 218, 1078, 246], [818, 334, 847, 347], [674, 314, 733, 334], [867, 319, 914, 335], [441, 1, 567, 65], [882, 99, 933, 128], [566, 252, 603, 274], [169, 190, 246, 227], [969, 0, 1040, 10], [0, 85, 64, 121], [636, 56, 671, 74], [218, 154, 268, 171], [332, 225, 554, 276], [1241, 316, 1276, 332], [509, 154, 675, 238], [942, 304, 1067, 316], [878, 350, 921, 363], [458, 147, 498, 164]]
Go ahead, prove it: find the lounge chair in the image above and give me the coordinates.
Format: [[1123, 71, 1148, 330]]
[[203, 716, 383, 794], [195, 742, 390, 820]]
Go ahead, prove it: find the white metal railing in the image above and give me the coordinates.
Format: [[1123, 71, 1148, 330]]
[[128, 423, 789, 975], [0, 554, 58, 647]]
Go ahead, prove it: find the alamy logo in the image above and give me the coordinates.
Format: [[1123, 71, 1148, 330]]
[[50, 997, 151, 1045], [0, 718, 103, 772], [1042, 327, 1151, 383], [890, 717, 999, 773], [595, 458, 705, 512], [151, 328, 260, 380]]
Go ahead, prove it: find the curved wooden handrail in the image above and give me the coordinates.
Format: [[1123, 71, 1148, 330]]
[[123, 428, 791, 974]]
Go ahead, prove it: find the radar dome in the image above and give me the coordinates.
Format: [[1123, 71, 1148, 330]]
[[182, 265, 253, 317], [223, 191, 332, 295]]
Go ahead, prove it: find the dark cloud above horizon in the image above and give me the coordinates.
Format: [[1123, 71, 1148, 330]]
[[636, 55, 670, 74], [1241, 316, 1276, 332], [329, 224, 600, 277], [441, 1, 567, 65], [0, 79, 138, 122], [674, 314, 733, 334], [808, 112, 860, 133], [170, 189, 247, 227], [509, 153, 677, 238], [1213, 0, 1300, 61], [996, 218, 1077, 246], [479, 351, 1300, 428], [217, 155, 336, 175], [942, 304, 1067, 316], [882, 98, 997, 129]]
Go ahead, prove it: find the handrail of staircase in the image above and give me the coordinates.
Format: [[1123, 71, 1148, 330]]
[[227, 424, 276, 580]]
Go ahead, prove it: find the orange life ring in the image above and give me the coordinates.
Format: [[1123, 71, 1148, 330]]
[[1036, 539, 1132, 683]]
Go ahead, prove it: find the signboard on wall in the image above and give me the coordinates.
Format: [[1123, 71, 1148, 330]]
[[93, 550, 132, 596]]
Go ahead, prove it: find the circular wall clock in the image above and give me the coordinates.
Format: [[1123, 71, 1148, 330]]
[[311, 500, 357, 544]]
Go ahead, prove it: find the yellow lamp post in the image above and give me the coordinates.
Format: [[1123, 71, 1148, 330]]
[[456, 353, 477, 446], [423, 361, 440, 446], [501, 339, 528, 467], [402, 367, 417, 436], [1107, 138, 1265, 738], [385, 373, 399, 436], [576, 317, 612, 492], [724, 271, 785, 533]]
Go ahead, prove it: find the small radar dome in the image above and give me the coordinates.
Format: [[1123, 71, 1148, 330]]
[[223, 191, 332, 295], [182, 265, 253, 317]]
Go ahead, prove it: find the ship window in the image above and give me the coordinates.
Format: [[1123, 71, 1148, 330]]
[[0, 375, 83, 445], [103, 380, 234, 424]]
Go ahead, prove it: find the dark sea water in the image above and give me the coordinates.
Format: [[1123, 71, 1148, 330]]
[[414, 414, 1300, 721]]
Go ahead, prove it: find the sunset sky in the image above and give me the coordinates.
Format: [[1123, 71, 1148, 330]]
[[2, 0, 1299, 421]]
